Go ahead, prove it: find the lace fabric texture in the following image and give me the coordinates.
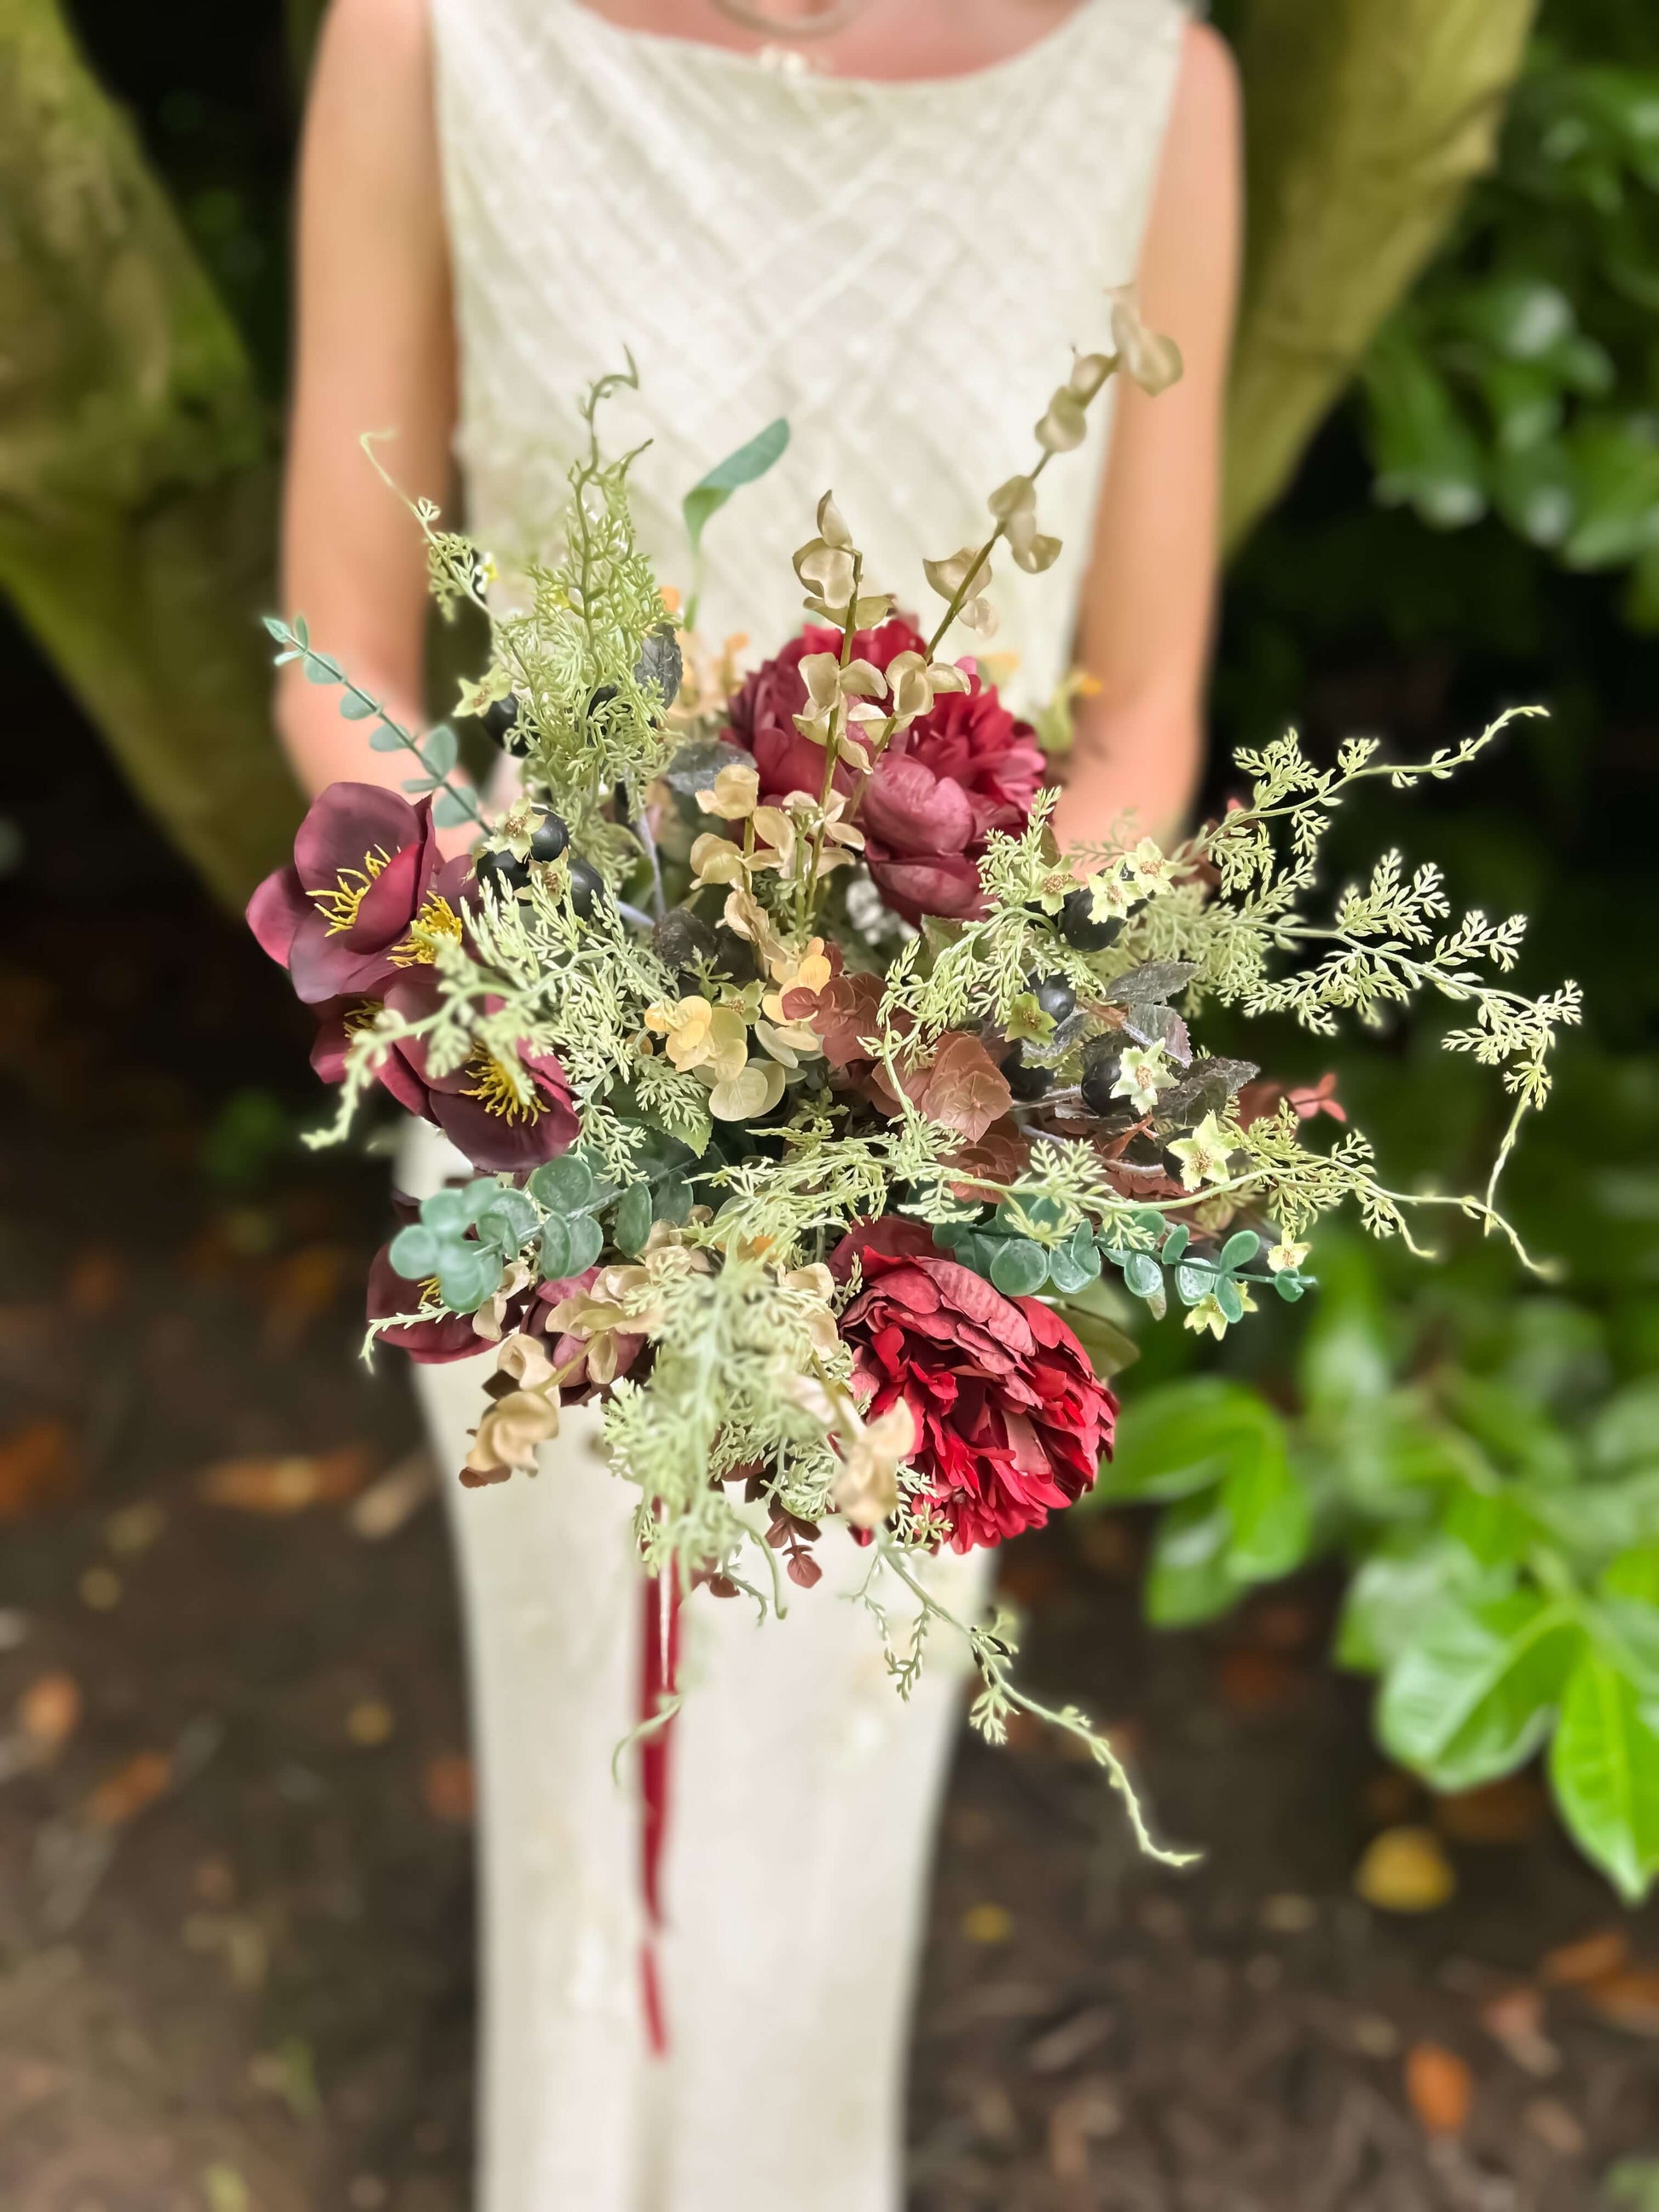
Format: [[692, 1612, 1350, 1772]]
[[432, 0, 1186, 705]]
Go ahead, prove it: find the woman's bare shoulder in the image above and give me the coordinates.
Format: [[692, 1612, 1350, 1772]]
[[311, 0, 434, 101], [1170, 16, 1241, 136]]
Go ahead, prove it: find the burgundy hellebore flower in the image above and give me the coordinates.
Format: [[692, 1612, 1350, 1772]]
[[829, 1216, 1115, 1552], [248, 783, 442, 1004], [370, 967, 580, 1175], [725, 618, 1045, 924]]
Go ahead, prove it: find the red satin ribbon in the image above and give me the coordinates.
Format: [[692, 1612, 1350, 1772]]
[[639, 1560, 680, 2056]]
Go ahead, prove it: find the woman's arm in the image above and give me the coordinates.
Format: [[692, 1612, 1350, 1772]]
[[1052, 20, 1243, 853], [278, 0, 461, 816]]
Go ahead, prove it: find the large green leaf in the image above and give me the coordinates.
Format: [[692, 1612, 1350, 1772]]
[[1222, 1422, 1313, 1583], [1588, 1377, 1659, 1475], [1549, 1648, 1659, 1903], [1145, 1491, 1237, 1627], [1097, 1379, 1284, 1505], [1335, 1534, 1505, 1673], [1378, 1590, 1583, 1790]]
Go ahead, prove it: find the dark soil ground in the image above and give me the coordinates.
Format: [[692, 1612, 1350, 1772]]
[[2, 673, 1656, 2212]]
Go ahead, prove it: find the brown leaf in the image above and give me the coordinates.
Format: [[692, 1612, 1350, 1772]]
[[0, 1418, 81, 1522], [1478, 1985, 1559, 2076], [66, 1250, 125, 1318], [84, 1750, 173, 1828], [17, 1672, 81, 1755], [1581, 1969, 1659, 2037], [1540, 1928, 1628, 1987], [421, 1753, 475, 1827], [199, 1446, 377, 1515], [1404, 2042, 1472, 2136]]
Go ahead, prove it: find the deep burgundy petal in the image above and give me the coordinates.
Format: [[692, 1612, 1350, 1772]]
[[246, 867, 311, 968], [293, 783, 422, 892]]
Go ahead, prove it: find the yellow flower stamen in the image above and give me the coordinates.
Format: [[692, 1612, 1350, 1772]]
[[463, 1052, 546, 1125], [309, 847, 391, 933], [390, 893, 465, 966]]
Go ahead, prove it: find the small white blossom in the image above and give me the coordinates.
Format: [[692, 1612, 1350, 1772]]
[[1113, 1043, 1175, 1115], [1165, 1112, 1234, 1192]]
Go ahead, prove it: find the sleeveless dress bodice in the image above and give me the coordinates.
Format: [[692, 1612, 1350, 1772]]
[[431, 0, 1187, 708]]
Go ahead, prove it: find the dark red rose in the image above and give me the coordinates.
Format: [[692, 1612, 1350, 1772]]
[[830, 1216, 1115, 1552], [725, 618, 1045, 925], [372, 967, 580, 1175], [248, 784, 443, 1005]]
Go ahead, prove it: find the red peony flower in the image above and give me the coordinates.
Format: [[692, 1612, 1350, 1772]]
[[372, 967, 580, 1175], [830, 1216, 1115, 1551], [725, 618, 1044, 924], [248, 783, 443, 1005]]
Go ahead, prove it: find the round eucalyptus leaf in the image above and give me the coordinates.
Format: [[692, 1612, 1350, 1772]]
[[529, 1155, 597, 1215], [564, 1211, 605, 1274], [652, 1176, 693, 1227], [1122, 1250, 1165, 1303], [477, 1188, 538, 1254], [1215, 1276, 1246, 1325], [1275, 1272, 1309, 1302], [1045, 1242, 1095, 1297], [1220, 1229, 1262, 1271], [1159, 1222, 1191, 1263], [436, 1245, 500, 1314], [1174, 1260, 1215, 1308], [990, 1238, 1049, 1297], [613, 1183, 653, 1257], [1066, 1222, 1102, 1282], [388, 1225, 442, 1282], [423, 1185, 483, 1237]]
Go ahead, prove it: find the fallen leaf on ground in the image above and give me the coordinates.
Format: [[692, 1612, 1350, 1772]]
[[1478, 1985, 1559, 2076], [1048, 2082, 1121, 2180], [348, 1450, 436, 1540], [346, 1698, 396, 1747], [1582, 1969, 1659, 2037], [199, 1445, 377, 1515], [1433, 1775, 1547, 1845], [104, 1500, 166, 1556], [1355, 1826, 1455, 1913], [421, 1753, 475, 1826], [1404, 2042, 1472, 2136], [1217, 1646, 1306, 1716], [65, 1250, 124, 1317], [962, 1903, 1014, 1944], [17, 1672, 80, 1754], [1540, 1928, 1628, 1986], [84, 1750, 172, 1827], [1524, 2097, 1585, 2156], [0, 1418, 81, 1522]]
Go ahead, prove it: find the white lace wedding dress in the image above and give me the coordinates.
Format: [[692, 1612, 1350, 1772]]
[[413, 3, 1187, 2206]]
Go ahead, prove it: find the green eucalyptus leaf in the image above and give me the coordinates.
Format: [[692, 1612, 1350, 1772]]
[[1214, 1275, 1246, 1326], [433, 788, 477, 829], [422, 1184, 490, 1237], [613, 1182, 653, 1257], [422, 723, 460, 777], [989, 1239, 1049, 1298], [477, 1188, 539, 1254], [388, 1225, 442, 1282], [1274, 1272, 1309, 1302], [529, 1156, 598, 1215], [1173, 1260, 1213, 1308], [652, 1177, 693, 1227], [1044, 1240, 1096, 1297], [338, 691, 377, 720], [540, 1210, 604, 1281], [367, 724, 408, 752], [1121, 1250, 1164, 1303], [436, 1244, 500, 1314], [1220, 1230, 1261, 1271], [683, 418, 791, 557], [1159, 1222, 1190, 1263]]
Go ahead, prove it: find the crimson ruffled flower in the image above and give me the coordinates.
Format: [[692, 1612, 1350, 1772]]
[[248, 783, 443, 1005], [830, 1217, 1115, 1551], [372, 967, 580, 1175], [725, 618, 1044, 924]]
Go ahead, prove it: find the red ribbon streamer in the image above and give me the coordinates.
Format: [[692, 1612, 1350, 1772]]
[[639, 1559, 680, 2056]]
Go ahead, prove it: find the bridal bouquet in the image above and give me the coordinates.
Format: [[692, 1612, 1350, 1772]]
[[250, 332, 1575, 1856]]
